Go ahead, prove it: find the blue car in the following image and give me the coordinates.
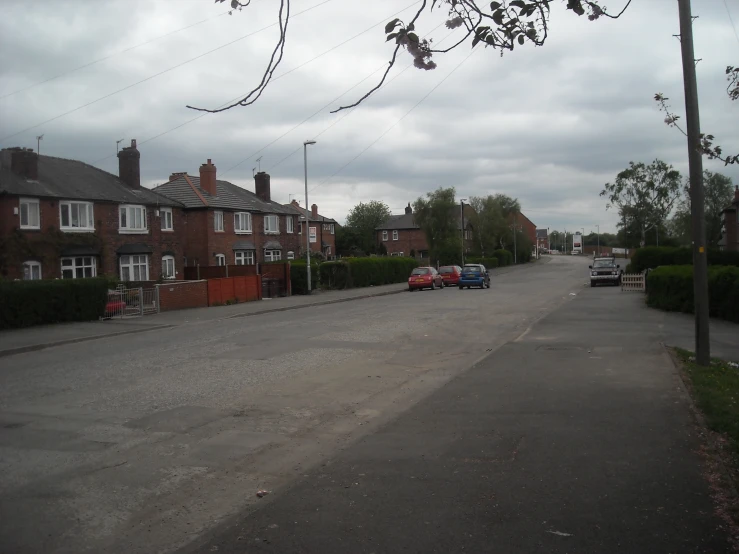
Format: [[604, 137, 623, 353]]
[[458, 264, 490, 289]]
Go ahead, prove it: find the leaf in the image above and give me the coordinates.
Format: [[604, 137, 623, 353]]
[[518, 34, 525, 45], [386, 32, 398, 42], [407, 32, 419, 43], [492, 9, 504, 25], [231, 0, 239, 7], [407, 22, 415, 32], [510, 0, 526, 9], [385, 18, 400, 34], [490, 1, 501, 9]]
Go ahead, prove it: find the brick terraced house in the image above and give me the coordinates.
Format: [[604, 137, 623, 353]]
[[285, 200, 338, 259]]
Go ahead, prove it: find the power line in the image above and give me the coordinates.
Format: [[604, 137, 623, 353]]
[[724, 0, 739, 47], [0, 9, 231, 100], [0, 0, 334, 143], [310, 46, 481, 194]]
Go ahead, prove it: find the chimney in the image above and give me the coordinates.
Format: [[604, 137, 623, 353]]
[[405, 202, 412, 215], [117, 139, 140, 189], [290, 199, 300, 207], [255, 171, 271, 202], [169, 172, 187, 182], [3, 147, 39, 180], [311, 204, 318, 219], [734, 186, 739, 202], [199, 159, 217, 196]]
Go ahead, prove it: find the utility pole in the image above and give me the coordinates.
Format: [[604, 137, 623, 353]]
[[510, 217, 522, 264], [36, 134, 43, 155], [460, 199, 467, 265], [303, 140, 317, 293], [678, 0, 710, 365], [596, 224, 600, 256]]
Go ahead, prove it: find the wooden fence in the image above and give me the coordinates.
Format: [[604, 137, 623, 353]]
[[621, 272, 645, 292], [207, 276, 262, 306]]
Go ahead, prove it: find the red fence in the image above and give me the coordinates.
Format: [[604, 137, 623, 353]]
[[207, 276, 262, 306], [184, 263, 291, 298]]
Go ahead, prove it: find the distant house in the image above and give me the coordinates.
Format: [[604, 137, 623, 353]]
[[285, 201, 338, 259], [719, 186, 739, 252], [536, 228, 549, 252]]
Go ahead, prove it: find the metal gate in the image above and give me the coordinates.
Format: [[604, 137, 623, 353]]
[[621, 273, 645, 292], [105, 285, 159, 318]]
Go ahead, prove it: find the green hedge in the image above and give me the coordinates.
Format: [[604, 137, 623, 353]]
[[0, 278, 109, 330], [646, 265, 739, 323], [464, 256, 500, 269], [290, 261, 320, 295], [493, 249, 513, 267], [630, 246, 739, 273], [319, 257, 419, 289]]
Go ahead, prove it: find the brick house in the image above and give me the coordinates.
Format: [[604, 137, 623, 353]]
[[0, 142, 186, 281], [284, 201, 337, 259], [510, 212, 537, 246], [536, 228, 549, 252], [153, 165, 300, 266], [719, 186, 739, 252]]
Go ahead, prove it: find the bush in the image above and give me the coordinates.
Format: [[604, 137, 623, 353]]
[[319, 257, 419, 289], [630, 246, 739, 273], [319, 261, 350, 289], [646, 265, 739, 323], [290, 261, 319, 295], [464, 256, 499, 269], [493, 249, 513, 267], [0, 277, 109, 330]]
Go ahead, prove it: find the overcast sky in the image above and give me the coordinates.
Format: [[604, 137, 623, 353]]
[[1, 0, 737, 233]]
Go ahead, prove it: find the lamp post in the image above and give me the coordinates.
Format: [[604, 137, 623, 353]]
[[595, 224, 600, 256], [510, 219, 522, 264], [303, 140, 317, 293], [460, 198, 467, 265], [36, 134, 44, 155], [116, 139, 124, 153]]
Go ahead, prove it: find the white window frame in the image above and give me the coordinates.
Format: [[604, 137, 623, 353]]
[[162, 255, 176, 279], [234, 212, 252, 234], [234, 250, 255, 266], [264, 249, 282, 262], [215, 254, 226, 266], [59, 201, 94, 232], [19, 198, 40, 229], [287, 251, 295, 260], [382, 230, 388, 241], [309, 226, 317, 243], [286, 216, 294, 233], [392, 230, 399, 241], [23, 260, 42, 280], [119, 204, 148, 234], [214, 211, 224, 232], [61, 256, 97, 279], [160, 207, 173, 231], [119, 254, 149, 281], [330, 224, 335, 235], [264, 214, 280, 234]]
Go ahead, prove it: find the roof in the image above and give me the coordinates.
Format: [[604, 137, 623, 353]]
[[264, 240, 282, 249], [0, 155, 182, 207], [232, 240, 256, 250], [376, 213, 419, 231], [285, 203, 337, 223], [153, 174, 294, 213], [536, 229, 548, 238]]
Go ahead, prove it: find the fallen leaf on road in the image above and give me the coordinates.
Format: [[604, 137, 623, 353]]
[[256, 490, 270, 498]]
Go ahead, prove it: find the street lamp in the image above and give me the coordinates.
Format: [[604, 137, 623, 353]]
[[303, 140, 317, 293], [460, 198, 467, 265], [595, 224, 600, 255], [36, 134, 44, 155]]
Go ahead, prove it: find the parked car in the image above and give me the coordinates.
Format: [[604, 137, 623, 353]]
[[438, 265, 463, 286], [408, 267, 444, 291], [589, 256, 622, 287], [459, 264, 490, 289]]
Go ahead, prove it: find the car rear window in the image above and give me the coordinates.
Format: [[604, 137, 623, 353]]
[[464, 266, 481, 274], [439, 267, 455, 274], [411, 268, 430, 275]]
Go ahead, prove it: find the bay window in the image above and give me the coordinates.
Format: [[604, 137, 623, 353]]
[[61, 256, 97, 279], [264, 249, 282, 262], [234, 251, 254, 265], [119, 254, 149, 281]]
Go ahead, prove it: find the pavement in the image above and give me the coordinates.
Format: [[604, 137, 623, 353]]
[[0, 255, 736, 553]]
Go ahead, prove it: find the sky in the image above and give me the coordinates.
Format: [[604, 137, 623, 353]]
[[1, 0, 737, 234]]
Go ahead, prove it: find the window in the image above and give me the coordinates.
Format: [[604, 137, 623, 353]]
[[287, 251, 295, 260], [235, 251, 255, 265], [215, 254, 226, 266], [264, 215, 279, 234], [235, 212, 252, 233], [23, 261, 41, 280], [265, 249, 282, 262], [20, 198, 40, 229], [392, 230, 399, 241], [119, 204, 147, 233], [161, 208, 173, 231], [286, 217, 294, 233], [382, 230, 388, 241], [325, 246, 331, 256], [214, 211, 224, 232], [162, 255, 175, 279], [330, 224, 335, 235], [61, 256, 96, 279], [323, 224, 331, 231], [309, 226, 317, 243], [60, 201, 94, 231], [119, 255, 149, 281]]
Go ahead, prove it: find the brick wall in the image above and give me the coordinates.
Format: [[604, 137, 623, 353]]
[[156, 280, 208, 311]]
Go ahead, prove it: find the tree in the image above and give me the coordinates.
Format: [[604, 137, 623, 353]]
[[468, 194, 520, 256], [200, 0, 632, 113], [601, 160, 682, 248], [669, 170, 734, 247], [345, 200, 392, 254], [413, 187, 460, 265], [335, 225, 365, 257]]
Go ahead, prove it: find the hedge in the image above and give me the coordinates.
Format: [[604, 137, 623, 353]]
[[630, 246, 739, 273], [0, 277, 109, 330], [493, 249, 513, 267], [319, 257, 419, 289], [464, 256, 500, 269], [646, 265, 739, 323], [290, 261, 320, 295]]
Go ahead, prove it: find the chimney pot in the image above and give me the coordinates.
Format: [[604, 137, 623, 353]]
[[117, 138, 141, 189], [199, 159, 217, 196], [254, 171, 271, 202]]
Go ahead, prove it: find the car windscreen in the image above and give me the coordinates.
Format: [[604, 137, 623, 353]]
[[593, 260, 615, 268], [411, 268, 430, 275], [439, 267, 455, 274]]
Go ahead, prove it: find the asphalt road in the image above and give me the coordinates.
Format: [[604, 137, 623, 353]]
[[0, 256, 732, 553]]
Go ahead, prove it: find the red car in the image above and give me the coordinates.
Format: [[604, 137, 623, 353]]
[[438, 265, 463, 286], [408, 267, 444, 291]]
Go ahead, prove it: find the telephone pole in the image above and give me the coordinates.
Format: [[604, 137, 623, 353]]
[[677, 0, 710, 365]]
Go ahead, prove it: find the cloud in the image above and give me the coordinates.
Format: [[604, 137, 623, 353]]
[[1, 0, 737, 234]]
